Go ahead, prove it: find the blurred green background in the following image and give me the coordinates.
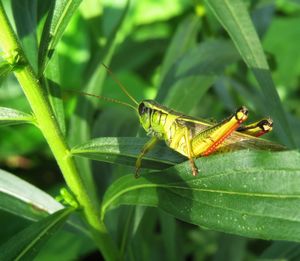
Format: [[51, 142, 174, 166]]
[[1, 0, 300, 260]]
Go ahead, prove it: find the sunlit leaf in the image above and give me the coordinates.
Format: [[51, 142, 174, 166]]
[[0, 61, 13, 80], [38, 0, 82, 74], [263, 17, 300, 90], [0, 169, 88, 236], [0, 168, 63, 220], [102, 150, 300, 242], [68, 0, 130, 203], [71, 137, 184, 170], [158, 15, 200, 91], [0, 107, 35, 126], [160, 40, 240, 114], [0, 126, 43, 158], [205, 0, 294, 147], [71, 134, 284, 171]]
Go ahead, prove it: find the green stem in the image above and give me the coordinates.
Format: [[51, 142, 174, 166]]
[[0, 3, 117, 260]]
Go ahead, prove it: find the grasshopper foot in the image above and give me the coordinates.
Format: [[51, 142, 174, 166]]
[[189, 158, 198, 176], [135, 159, 142, 178], [192, 166, 199, 176], [135, 168, 141, 179]]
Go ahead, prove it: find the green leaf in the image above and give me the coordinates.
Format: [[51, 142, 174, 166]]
[[0, 60, 13, 80], [71, 137, 185, 170], [45, 79, 66, 135], [68, 1, 130, 205], [0, 207, 74, 261], [161, 40, 241, 114], [260, 241, 300, 260], [213, 234, 247, 261], [131, 0, 191, 25], [11, 0, 38, 72], [159, 211, 177, 261], [0, 126, 43, 158], [0, 168, 64, 220], [34, 229, 96, 261], [101, 150, 300, 242], [71, 135, 284, 171], [155, 16, 241, 115], [42, 30, 66, 135], [0, 107, 35, 126], [205, 0, 295, 147], [0, 168, 88, 236], [38, 0, 82, 74], [158, 15, 200, 92], [263, 17, 300, 90]]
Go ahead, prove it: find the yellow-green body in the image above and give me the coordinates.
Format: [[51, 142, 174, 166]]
[[137, 100, 252, 176]]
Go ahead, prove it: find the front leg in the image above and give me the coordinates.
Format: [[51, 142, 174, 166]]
[[184, 128, 198, 176], [135, 136, 159, 178]]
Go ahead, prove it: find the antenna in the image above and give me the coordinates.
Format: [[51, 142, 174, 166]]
[[101, 63, 139, 106], [67, 89, 137, 111]]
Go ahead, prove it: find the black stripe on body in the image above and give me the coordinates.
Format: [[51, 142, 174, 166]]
[[146, 108, 169, 139], [150, 109, 168, 127], [168, 121, 177, 141]]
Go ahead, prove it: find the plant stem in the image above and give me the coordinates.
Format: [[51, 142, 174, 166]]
[[0, 3, 117, 260]]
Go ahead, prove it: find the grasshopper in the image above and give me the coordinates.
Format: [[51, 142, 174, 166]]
[[135, 102, 274, 177], [78, 65, 276, 177]]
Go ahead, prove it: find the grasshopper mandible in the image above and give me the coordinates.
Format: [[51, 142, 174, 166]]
[[78, 65, 274, 177]]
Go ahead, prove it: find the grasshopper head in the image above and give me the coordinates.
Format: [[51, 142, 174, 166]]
[[138, 100, 162, 133], [138, 100, 153, 132]]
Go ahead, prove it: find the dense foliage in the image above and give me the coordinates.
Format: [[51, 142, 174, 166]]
[[1, 0, 300, 260]]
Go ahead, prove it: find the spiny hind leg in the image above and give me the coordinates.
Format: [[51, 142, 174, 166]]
[[185, 129, 198, 176], [192, 106, 249, 157], [135, 137, 159, 178]]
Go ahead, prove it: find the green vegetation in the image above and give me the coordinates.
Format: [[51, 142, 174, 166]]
[[0, 0, 300, 260]]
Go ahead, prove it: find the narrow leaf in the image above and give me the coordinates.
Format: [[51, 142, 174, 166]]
[[205, 0, 294, 147], [38, 0, 82, 74], [0, 61, 13, 80], [157, 15, 201, 104], [71, 137, 185, 170], [101, 150, 300, 242], [0, 168, 64, 220], [45, 77, 66, 135], [158, 15, 200, 90], [0, 208, 74, 261], [0, 107, 35, 126], [68, 1, 130, 205], [34, 229, 96, 261], [71, 135, 284, 170], [0, 169, 88, 236], [49, 82, 65, 135], [260, 241, 300, 260], [161, 40, 241, 113], [11, 0, 38, 72]]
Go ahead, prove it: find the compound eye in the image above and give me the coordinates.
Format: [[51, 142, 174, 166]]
[[138, 102, 147, 115]]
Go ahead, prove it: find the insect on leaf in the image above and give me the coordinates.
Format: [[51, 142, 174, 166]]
[[102, 150, 300, 243]]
